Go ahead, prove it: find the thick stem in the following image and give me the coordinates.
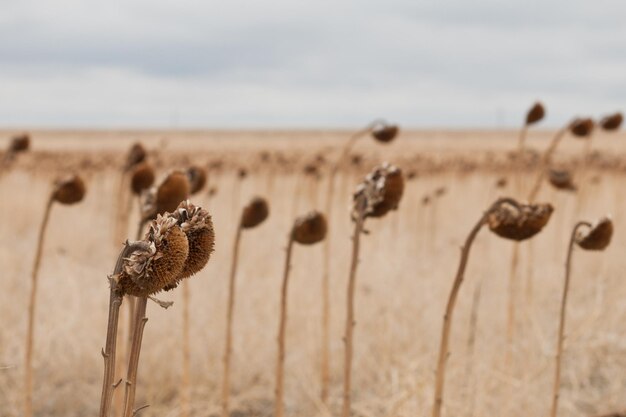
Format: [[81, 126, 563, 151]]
[[275, 236, 295, 417], [24, 196, 53, 417], [431, 198, 517, 417], [181, 281, 191, 417], [100, 242, 146, 417], [122, 296, 149, 417], [221, 224, 243, 417], [550, 222, 590, 417], [341, 198, 367, 417], [527, 125, 569, 203]]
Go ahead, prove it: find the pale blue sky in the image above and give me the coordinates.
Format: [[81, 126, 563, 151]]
[[1, 0, 624, 128]]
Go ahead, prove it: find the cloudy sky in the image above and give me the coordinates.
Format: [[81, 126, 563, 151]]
[[1, 0, 624, 128]]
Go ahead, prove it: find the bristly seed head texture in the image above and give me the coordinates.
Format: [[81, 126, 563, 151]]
[[116, 214, 190, 296], [241, 197, 270, 229], [371, 122, 399, 143], [130, 162, 156, 195], [576, 217, 613, 251], [353, 162, 405, 218], [163, 200, 215, 290], [142, 170, 191, 220], [526, 102, 545, 125], [548, 169, 577, 192], [570, 118, 595, 138], [487, 200, 554, 241], [186, 165, 208, 195], [292, 211, 327, 245], [52, 175, 86, 205], [600, 112, 623, 131]]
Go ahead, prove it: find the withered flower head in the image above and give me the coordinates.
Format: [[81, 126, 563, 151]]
[[9, 134, 30, 153], [495, 177, 507, 188], [525, 102, 545, 125], [353, 162, 404, 218], [125, 142, 147, 170], [371, 122, 399, 143], [487, 200, 554, 241], [292, 211, 327, 245], [548, 169, 577, 191], [600, 112, 623, 131], [186, 165, 207, 195], [241, 196, 269, 229], [576, 217, 613, 251], [52, 175, 86, 205], [237, 168, 248, 180], [570, 118, 595, 138], [130, 162, 155, 195], [142, 170, 191, 220], [116, 214, 190, 296]]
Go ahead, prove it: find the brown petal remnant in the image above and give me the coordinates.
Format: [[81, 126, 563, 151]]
[[52, 175, 86, 205], [164, 201, 215, 289], [116, 214, 189, 297], [371, 121, 399, 143], [570, 118, 595, 138], [292, 211, 327, 245], [142, 170, 191, 220], [487, 200, 554, 241], [548, 169, 577, 191], [130, 162, 156, 195], [125, 142, 147, 171], [187, 165, 208, 195], [241, 197, 270, 229], [526, 102, 545, 125], [575, 217, 613, 251], [9, 133, 30, 153], [600, 112, 623, 131], [353, 162, 405, 219]]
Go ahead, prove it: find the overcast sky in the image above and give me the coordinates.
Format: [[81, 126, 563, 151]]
[[0, 0, 624, 129]]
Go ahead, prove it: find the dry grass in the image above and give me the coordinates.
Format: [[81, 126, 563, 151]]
[[1, 131, 626, 417]]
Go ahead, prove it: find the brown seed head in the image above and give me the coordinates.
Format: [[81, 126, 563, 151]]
[[495, 177, 508, 188], [576, 217, 613, 251], [52, 175, 86, 205], [600, 112, 623, 131], [435, 186, 447, 198], [525, 102, 545, 125], [116, 214, 190, 296], [292, 211, 327, 245], [9, 134, 30, 153], [570, 118, 595, 138], [142, 170, 191, 220], [548, 169, 577, 191], [125, 142, 147, 170], [487, 200, 554, 241], [371, 122, 399, 143], [241, 196, 269, 229], [186, 165, 208, 194], [353, 162, 405, 218], [237, 168, 248, 180], [130, 162, 155, 195]]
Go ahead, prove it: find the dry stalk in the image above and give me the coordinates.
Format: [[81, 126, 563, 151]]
[[122, 296, 149, 417], [181, 281, 191, 417], [527, 125, 569, 203], [23, 196, 53, 417]]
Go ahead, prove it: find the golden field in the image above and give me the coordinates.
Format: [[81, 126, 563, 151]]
[[1, 129, 626, 417]]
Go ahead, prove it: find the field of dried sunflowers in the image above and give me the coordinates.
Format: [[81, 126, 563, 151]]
[[1, 110, 626, 417]]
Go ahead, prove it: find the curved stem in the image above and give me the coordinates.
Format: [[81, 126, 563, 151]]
[[100, 241, 146, 417], [341, 196, 367, 417], [431, 198, 517, 417], [24, 196, 53, 417], [527, 124, 569, 203], [122, 296, 149, 417], [275, 236, 295, 417], [222, 224, 243, 417], [550, 221, 591, 417]]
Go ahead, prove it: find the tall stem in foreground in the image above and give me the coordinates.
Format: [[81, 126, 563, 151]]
[[275, 236, 295, 417], [181, 281, 192, 417], [341, 199, 366, 417], [122, 296, 149, 417], [24, 196, 53, 417], [222, 225, 243, 417], [100, 242, 146, 417], [550, 222, 589, 417]]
